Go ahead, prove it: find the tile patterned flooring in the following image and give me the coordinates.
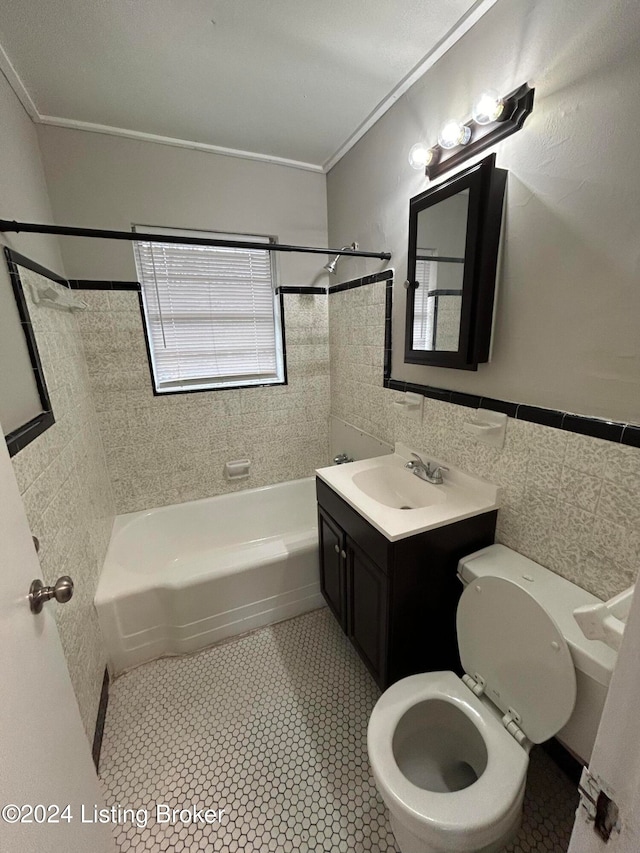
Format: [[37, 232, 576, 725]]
[[100, 608, 579, 852]]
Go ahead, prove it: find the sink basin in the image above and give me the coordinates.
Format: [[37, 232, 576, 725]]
[[316, 443, 500, 541], [351, 465, 446, 510]]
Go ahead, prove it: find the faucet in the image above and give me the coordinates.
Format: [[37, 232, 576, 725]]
[[333, 453, 354, 465], [405, 453, 448, 485]]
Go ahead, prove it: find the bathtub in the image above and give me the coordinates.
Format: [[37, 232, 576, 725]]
[[95, 478, 322, 675]]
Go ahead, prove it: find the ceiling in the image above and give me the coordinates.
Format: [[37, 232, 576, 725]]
[[0, 0, 496, 171]]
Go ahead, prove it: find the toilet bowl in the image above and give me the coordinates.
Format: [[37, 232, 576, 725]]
[[368, 569, 579, 853], [371, 671, 529, 853]]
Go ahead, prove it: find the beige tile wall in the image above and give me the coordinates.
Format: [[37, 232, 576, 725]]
[[10, 267, 114, 740], [77, 289, 330, 513], [329, 280, 640, 601]]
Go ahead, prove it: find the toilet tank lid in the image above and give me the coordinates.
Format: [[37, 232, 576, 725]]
[[458, 545, 617, 687]]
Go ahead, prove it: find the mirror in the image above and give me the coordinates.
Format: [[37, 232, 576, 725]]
[[1, 249, 55, 456], [412, 189, 468, 352], [405, 154, 506, 370]]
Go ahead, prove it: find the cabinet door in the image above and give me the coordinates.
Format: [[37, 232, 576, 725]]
[[318, 508, 347, 629], [348, 540, 388, 687]]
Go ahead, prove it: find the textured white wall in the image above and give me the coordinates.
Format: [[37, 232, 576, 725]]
[[0, 74, 65, 434], [327, 0, 640, 423], [329, 280, 639, 601], [9, 267, 114, 741], [76, 289, 330, 513], [36, 125, 329, 287], [0, 78, 114, 742], [32, 125, 333, 510]]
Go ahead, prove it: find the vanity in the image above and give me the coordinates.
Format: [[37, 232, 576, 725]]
[[316, 447, 499, 689]]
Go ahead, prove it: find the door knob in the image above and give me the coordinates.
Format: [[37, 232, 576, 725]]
[[29, 576, 74, 614]]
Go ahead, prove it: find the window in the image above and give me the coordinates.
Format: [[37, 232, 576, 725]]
[[134, 226, 286, 394]]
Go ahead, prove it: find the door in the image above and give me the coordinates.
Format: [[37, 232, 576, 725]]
[[568, 578, 640, 852], [348, 539, 388, 687], [0, 425, 114, 853], [318, 508, 347, 628]]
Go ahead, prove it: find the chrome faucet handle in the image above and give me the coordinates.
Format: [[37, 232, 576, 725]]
[[430, 465, 449, 484], [410, 452, 427, 467]]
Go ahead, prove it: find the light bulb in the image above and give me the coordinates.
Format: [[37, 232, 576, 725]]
[[472, 90, 505, 125], [408, 143, 435, 170], [437, 120, 472, 150]]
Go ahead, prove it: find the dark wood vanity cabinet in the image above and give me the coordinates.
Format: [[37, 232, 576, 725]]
[[316, 478, 497, 690], [318, 507, 348, 626]]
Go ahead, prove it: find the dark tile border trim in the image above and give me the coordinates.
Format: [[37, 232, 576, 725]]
[[68, 279, 141, 291], [92, 668, 110, 771], [383, 280, 393, 382], [371, 273, 638, 446], [277, 285, 326, 295], [385, 377, 636, 446], [562, 414, 624, 443], [328, 269, 393, 294], [622, 425, 640, 449], [3, 248, 68, 287], [3, 249, 57, 456], [516, 405, 564, 429]]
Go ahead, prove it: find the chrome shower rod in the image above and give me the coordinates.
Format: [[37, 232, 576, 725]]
[[0, 219, 391, 261]]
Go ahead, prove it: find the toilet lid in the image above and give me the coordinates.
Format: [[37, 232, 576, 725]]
[[457, 575, 577, 744]]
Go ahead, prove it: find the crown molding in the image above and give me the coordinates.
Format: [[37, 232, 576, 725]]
[[0, 0, 498, 176], [35, 115, 325, 173], [0, 41, 39, 120], [322, 0, 500, 173]]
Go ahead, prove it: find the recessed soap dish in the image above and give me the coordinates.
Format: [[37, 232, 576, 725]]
[[225, 459, 251, 479], [392, 392, 423, 423], [463, 409, 507, 448]]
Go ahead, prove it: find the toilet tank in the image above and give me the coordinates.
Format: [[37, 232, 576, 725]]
[[458, 544, 617, 764]]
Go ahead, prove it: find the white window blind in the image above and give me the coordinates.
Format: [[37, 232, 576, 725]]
[[134, 227, 285, 393], [412, 248, 438, 348]]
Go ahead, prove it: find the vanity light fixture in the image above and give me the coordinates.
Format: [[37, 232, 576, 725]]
[[471, 89, 505, 125], [437, 120, 471, 149], [409, 83, 534, 181], [408, 143, 437, 171]]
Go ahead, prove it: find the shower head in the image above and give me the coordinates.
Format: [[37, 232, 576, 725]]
[[323, 242, 358, 275], [323, 256, 339, 275]]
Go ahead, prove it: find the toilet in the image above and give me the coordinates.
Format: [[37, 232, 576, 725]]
[[367, 544, 616, 853]]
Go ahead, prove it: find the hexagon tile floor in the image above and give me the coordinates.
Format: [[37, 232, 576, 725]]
[[99, 608, 579, 852]]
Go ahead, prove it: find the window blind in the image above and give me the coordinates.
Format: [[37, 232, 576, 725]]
[[134, 227, 285, 393], [412, 248, 438, 348]]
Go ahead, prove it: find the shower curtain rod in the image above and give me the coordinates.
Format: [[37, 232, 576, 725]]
[[0, 219, 392, 261]]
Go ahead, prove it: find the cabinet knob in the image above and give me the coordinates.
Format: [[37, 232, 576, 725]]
[[334, 544, 340, 554], [341, 550, 347, 559]]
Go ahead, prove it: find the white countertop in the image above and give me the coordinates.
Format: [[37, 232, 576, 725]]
[[316, 444, 501, 542]]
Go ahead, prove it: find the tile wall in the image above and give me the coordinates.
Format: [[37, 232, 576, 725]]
[[329, 280, 640, 601], [76, 289, 330, 513], [10, 266, 115, 740]]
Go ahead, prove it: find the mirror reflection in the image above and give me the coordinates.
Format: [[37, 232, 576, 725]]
[[412, 189, 468, 351]]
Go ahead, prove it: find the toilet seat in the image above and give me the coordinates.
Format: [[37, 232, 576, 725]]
[[368, 671, 529, 851], [457, 575, 577, 743]]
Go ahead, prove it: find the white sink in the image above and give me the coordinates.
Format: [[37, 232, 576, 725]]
[[316, 443, 500, 542], [351, 465, 446, 510]]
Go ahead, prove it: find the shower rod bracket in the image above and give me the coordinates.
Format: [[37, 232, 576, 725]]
[[0, 219, 392, 262]]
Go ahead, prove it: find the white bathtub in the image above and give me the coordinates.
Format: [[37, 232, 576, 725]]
[[95, 478, 322, 675]]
